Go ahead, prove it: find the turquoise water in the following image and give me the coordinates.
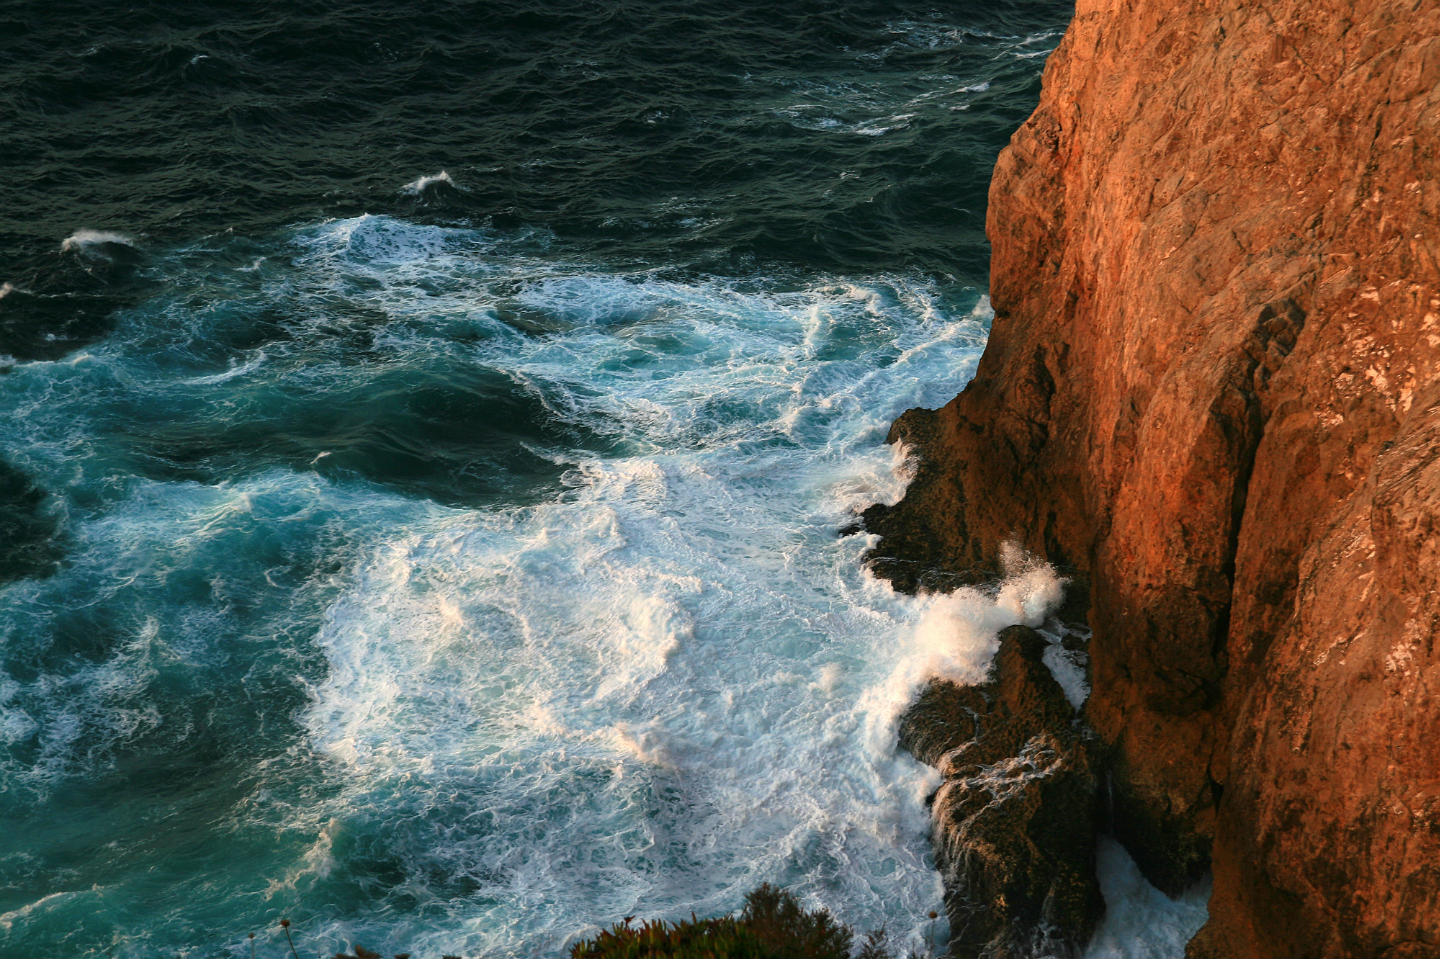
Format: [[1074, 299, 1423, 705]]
[[0, 2, 1079, 955], [3, 218, 1004, 956]]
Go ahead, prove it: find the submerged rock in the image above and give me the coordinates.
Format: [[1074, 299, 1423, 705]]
[[0, 459, 62, 584], [899, 626, 1101, 958]]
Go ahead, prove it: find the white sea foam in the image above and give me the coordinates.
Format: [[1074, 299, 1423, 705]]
[[1043, 641, 1090, 710], [180, 353, 267, 385], [169, 216, 996, 955], [860, 544, 1066, 754], [0, 675, 37, 744], [295, 213, 468, 266], [0, 889, 98, 936], [1085, 837, 1210, 959], [775, 104, 919, 137], [853, 113, 916, 136]]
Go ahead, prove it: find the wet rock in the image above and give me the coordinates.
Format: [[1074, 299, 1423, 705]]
[[899, 626, 1101, 958]]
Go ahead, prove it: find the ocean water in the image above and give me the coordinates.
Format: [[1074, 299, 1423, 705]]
[[0, 2, 1203, 957]]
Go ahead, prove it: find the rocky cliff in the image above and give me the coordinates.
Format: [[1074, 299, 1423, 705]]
[[865, 0, 1440, 954]]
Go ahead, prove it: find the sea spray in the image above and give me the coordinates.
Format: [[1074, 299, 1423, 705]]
[[859, 543, 1067, 753]]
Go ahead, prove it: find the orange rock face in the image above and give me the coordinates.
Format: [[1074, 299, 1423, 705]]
[[864, 0, 1440, 953]]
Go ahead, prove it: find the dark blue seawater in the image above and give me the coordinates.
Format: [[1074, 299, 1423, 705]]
[[0, 3, 1106, 956]]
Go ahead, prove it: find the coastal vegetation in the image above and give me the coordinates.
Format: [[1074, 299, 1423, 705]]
[[321, 886, 923, 959]]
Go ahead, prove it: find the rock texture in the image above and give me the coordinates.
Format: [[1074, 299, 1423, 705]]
[[866, 0, 1440, 954], [899, 626, 1101, 959]]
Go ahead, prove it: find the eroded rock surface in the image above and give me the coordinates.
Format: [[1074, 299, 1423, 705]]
[[869, 0, 1440, 954], [899, 626, 1101, 959]]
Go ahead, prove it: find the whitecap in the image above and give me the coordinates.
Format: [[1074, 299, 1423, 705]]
[[0, 888, 101, 935], [853, 114, 916, 136], [292, 213, 472, 268], [400, 170, 457, 194], [59, 229, 137, 254]]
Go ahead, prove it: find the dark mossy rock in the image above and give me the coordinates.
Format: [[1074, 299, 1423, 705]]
[[860, 407, 993, 595], [899, 625, 1102, 959]]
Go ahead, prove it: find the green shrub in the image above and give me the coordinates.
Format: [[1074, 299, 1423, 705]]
[[568, 883, 895, 959]]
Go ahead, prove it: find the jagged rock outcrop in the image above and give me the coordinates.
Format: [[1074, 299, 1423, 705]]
[[899, 626, 1101, 958], [867, 0, 1440, 954]]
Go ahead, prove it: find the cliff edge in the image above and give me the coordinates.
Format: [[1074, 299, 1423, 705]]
[[865, 0, 1440, 954]]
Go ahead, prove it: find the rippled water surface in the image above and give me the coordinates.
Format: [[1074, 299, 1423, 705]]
[[0, 2, 1075, 955]]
